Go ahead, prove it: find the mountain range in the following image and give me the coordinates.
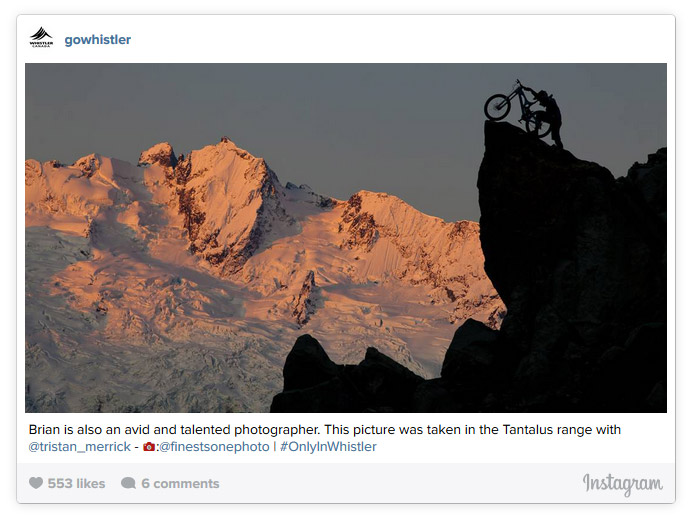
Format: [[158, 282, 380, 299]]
[[25, 137, 503, 412]]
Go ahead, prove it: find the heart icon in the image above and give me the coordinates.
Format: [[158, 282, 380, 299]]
[[29, 477, 43, 489]]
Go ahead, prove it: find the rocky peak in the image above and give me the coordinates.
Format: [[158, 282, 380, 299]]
[[188, 137, 281, 188], [162, 137, 294, 275], [138, 142, 177, 169], [73, 153, 102, 176]]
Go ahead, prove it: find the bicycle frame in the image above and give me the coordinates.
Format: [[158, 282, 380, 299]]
[[504, 81, 538, 123]]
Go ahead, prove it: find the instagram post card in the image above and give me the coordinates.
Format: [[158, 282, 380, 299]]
[[16, 14, 674, 504]]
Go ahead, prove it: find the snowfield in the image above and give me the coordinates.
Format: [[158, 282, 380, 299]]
[[25, 138, 505, 412]]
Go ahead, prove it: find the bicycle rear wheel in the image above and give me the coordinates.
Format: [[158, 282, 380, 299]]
[[525, 115, 552, 138], [484, 94, 511, 121]]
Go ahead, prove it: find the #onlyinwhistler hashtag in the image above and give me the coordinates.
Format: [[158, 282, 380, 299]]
[[277, 441, 378, 454]]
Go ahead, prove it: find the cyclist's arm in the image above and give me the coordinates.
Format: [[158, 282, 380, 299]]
[[522, 86, 538, 97]]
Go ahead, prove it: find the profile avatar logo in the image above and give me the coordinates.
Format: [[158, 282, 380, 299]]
[[29, 27, 53, 47]]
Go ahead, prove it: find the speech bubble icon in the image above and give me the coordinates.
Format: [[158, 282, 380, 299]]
[[121, 477, 136, 489]]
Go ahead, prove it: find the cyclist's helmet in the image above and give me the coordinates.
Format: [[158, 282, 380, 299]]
[[537, 90, 549, 101]]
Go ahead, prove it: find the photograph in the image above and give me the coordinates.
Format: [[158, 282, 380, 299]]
[[24, 63, 666, 413]]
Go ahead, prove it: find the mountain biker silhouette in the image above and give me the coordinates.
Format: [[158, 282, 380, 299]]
[[522, 86, 563, 150]]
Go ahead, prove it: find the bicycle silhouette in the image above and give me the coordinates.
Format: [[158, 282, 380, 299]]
[[484, 79, 551, 138]]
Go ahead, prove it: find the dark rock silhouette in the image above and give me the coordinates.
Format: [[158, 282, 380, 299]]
[[474, 121, 666, 411], [271, 335, 424, 412], [271, 121, 667, 412], [627, 147, 666, 218], [281, 334, 341, 392]]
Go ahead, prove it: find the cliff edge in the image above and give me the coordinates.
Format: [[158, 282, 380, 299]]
[[271, 122, 667, 412]]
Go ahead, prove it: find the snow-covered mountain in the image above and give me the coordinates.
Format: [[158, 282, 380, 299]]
[[25, 137, 505, 412]]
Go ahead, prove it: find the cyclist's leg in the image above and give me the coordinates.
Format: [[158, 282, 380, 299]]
[[531, 110, 548, 135]]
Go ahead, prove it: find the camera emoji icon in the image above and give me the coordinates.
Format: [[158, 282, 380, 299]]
[[143, 442, 155, 452]]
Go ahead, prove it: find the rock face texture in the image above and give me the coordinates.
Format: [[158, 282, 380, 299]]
[[292, 270, 318, 326], [271, 122, 667, 413], [163, 137, 296, 275], [138, 142, 178, 169]]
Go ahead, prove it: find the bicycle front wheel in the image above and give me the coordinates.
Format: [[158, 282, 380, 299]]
[[484, 94, 511, 121], [525, 115, 552, 138]]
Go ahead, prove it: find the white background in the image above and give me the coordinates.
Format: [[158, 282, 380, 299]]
[[3, 1, 693, 516]]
